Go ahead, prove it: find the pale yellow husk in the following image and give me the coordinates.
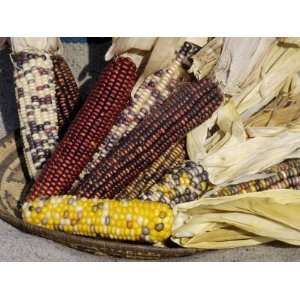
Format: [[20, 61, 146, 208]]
[[214, 37, 276, 96], [188, 37, 223, 81], [172, 189, 300, 249], [105, 37, 158, 60], [132, 37, 209, 96], [106, 37, 209, 96], [10, 37, 63, 54], [187, 38, 300, 185]]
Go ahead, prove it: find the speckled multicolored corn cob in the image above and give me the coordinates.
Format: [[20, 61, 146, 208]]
[[75, 78, 223, 199], [13, 52, 58, 178], [22, 195, 173, 243], [73, 42, 201, 188], [213, 160, 300, 197], [117, 141, 186, 199], [140, 161, 209, 208], [27, 57, 137, 200], [51, 55, 80, 135], [266, 159, 300, 173]]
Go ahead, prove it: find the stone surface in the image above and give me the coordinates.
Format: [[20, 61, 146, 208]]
[[1, 218, 300, 261]]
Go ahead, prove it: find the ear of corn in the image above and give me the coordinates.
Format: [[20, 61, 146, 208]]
[[22, 195, 173, 243], [75, 78, 223, 199], [72, 42, 201, 189], [27, 57, 137, 200], [141, 161, 210, 208], [51, 55, 80, 136], [13, 52, 58, 178], [213, 159, 300, 197], [117, 141, 186, 199], [266, 159, 300, 173]]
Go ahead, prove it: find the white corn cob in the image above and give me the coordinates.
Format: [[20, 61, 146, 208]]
[[12, 38, 60, 178]]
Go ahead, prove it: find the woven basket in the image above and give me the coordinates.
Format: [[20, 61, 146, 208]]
[[0, 133, 201, 260]]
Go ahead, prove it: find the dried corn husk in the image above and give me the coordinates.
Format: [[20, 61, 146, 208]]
[[106, 37, 209, 97], [187, 38, 300, 185], [105, 37, 158, 60], [172, 189, 300, 249], [215, 37, 276, 96], [246, 80, 300, 127], [188, 37, 223, 81], [189, 101, 300, 185], [232, 38, 300, 120], [10, 37, 63, 54], [105, 37, 155, 68], [132, 37, 209, 95]]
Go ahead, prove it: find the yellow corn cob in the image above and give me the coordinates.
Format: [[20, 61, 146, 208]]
[[22, 195, 173, 243]]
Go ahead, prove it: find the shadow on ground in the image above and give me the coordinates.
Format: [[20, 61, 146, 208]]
[[0, 48, 19, 137], [78, 37, 112, 99]]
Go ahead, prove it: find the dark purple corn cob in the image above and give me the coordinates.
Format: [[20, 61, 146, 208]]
[[75, 78, 223, 199]]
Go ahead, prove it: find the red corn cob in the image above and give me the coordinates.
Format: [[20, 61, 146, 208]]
[[52, 55, 80, 135], [27, 57, 137, 200], [75, 78, 223, 199]]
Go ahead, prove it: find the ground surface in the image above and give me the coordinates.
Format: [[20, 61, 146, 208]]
[[0, 40, 300, 261], [1, 218, 300, 261]]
